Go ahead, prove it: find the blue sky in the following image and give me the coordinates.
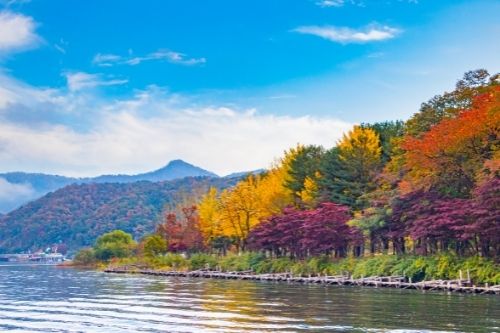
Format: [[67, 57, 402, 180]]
[[0, 0, 498, 179]]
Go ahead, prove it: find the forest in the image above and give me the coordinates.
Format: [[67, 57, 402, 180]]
[[77, 70, 499, 283], [0, 176, 239, 253], [164, 69, 499, 258]]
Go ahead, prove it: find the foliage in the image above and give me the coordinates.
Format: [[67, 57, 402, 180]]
[[198, 159, 294, 250], [0, 176, 239, 253], [94, 230, 136, 261], [402, 85, 499, 197], [73, 248, 96, 266], [318, 126, 382, 209], [405, 69, 497, 137], [362, 121, 405, 163], [249, 203, 355, 258], [141, 234, 167, 258], [157, 205, 205, 253], [284, 144, 324, 205]]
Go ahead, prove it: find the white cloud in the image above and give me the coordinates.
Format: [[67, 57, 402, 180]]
[[316, 0, 344, 8], [64, 72, 128, 92], [0, 78, 353, 177], [0, 11, 39, 52], [293, 24, 400, 44], [93, 49, 206, 67], [92, 53, 122, 66]]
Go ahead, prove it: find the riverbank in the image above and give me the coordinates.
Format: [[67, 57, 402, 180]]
[[93, 252, 500, 285], [104, 266, 500, 295]]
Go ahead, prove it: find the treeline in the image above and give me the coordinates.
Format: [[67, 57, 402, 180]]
[[182, 69, 499, 258], [76, 70, 499, 271], [75, 230, 499, 284]]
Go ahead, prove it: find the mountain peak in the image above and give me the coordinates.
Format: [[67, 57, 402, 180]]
[[164, 159, 193, 167], [148, 159, 218, 180]]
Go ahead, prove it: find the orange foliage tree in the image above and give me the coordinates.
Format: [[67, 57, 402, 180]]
[[402, 85, 500, 197]]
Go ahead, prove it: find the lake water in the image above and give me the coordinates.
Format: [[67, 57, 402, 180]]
[[0, 265, 498, 332]]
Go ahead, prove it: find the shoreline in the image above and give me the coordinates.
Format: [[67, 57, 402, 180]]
[[104, 267, 500, 295]]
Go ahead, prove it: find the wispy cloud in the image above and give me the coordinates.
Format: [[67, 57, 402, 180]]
[[0, 11, 39, 53], [315, 0, 344, 8], [64, 72, 128, 92], [0, 73, 352, 177], [293, 24, 400, 44], [93, 49, 206, 67]]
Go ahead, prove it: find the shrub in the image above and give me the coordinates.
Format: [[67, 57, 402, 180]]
[[73, 248, 96, 266], [189, 253, 218, 270]]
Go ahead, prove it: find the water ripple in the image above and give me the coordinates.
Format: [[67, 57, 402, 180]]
[[0, 264, 498, 332]]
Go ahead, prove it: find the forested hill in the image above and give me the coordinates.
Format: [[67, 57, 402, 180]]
[[0, 176, 238, 253], [0, 159, 219, 214]]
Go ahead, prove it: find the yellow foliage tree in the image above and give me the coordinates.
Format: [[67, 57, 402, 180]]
[[198, 154, 295, 249], [338, 125, 382, 167], [198, 187, 222, 242]]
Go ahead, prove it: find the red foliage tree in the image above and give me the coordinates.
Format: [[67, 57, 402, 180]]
[[402, 85, 500, 197], [300, 203, 352, 257], [248, 203, 356, 258], [156, 206, 205, 253], [466, 177, 500, 256]]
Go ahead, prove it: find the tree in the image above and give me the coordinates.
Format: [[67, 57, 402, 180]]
[[284, 144, 324, 205], [319, 126, 382, 209], [362, 121, 405, 164], [73, 248, 96, 265], [249, 203, 356, 258], [217, 176, 262, 250], [402, 85, 500, 197], [93, 230, 136, 261], [300, 203, 353, 257], [198, 187, 222, 242], [157, 212, 185, 252], [405, 69, 497, 137], [141, 234, 167, 258], [157, 206, 204, 253], [467, 176, 500, 257]]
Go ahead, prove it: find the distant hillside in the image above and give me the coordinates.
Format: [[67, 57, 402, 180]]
[[0, 176, 238, 253], [0, 160, 218, 214]]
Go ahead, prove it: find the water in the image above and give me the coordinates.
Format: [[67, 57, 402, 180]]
[[0, 265, 498, 332]]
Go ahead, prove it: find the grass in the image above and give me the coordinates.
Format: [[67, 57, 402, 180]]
[[84, 251, 499, 285]]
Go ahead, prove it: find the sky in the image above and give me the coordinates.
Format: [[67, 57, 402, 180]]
[[0, 0, 498, 177]]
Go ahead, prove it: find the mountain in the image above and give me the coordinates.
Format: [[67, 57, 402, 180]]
[[0, 176, 239, 253], [0, 160, 218, 214], [90, 160, 218, 183]]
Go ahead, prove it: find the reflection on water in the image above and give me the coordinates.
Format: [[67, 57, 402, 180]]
[[0, 264, 498, 332]]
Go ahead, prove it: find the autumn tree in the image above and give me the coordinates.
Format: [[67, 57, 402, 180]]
[[405, 69, 498, 137], [249, 203, 355, 258], [198, 157, 294, 252], [217, 176, 263, 250], [402, 85, 500, 197], [157, 206, 204, 253], [300, 203, 353, 257]]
